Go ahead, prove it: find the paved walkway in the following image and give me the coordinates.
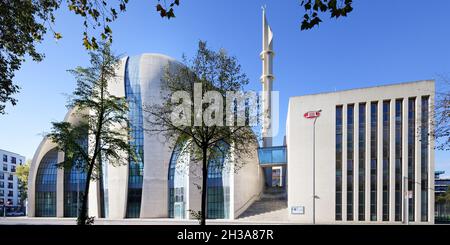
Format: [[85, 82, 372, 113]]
[[0, 217, 295, 225], [237, 187, 288, 222]]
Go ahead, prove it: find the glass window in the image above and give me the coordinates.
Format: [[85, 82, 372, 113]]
[[421, 96, 429, 221], [124, 56, 145, 218], [3, 164, 7, 171], [8, 182, 13, 189], [11, 157, 16, 164], [99, 151, 109, 219], [207, 141, 231, 219], [408, 98, 415, 221], [382, 101, 390, 221], [335, 105, 343, 221], [370, 102, 378, 221], [0, 190, 3, 196], [7, 174, 13, 181], [35, 149, 58, 217], [0, 172, 3, 179], [2, 155, 7, 162], [0, 182, 3, 188], [358, 103, 366, 221], [10, 166, 15, 173], [395, 99, 403, 221], [168, 144, 187, 219], [64, 159, 87, 218], [347, 104, 354, 221], [8, 190, 13, 197]]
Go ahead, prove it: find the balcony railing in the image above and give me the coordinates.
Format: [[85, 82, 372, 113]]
[[257, 146, 287, 166]]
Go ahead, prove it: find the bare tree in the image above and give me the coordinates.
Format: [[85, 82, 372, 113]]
[[144, 41, 258, 225], [433, 78, 450, 151]]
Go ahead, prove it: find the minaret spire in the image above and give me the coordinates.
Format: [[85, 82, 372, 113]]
[[261, 6, 274, 147]]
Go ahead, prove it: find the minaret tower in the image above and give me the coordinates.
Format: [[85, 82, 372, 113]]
[[261, 6, 274, 147]]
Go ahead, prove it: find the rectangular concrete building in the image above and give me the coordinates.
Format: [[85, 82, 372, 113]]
[[286, 80, 435, 224], [0, 149, 26, 207]]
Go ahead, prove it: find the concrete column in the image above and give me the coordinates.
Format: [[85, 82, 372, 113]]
[[401, 97, 408, 223], [377, 101, 383, 222], [389, 100, 396, 221], [428, 94, 435, 224], [414, 96, 421, 222], [364, 102, 371, 221], [56, 151, 64, 218], [229, 146, 235, 220], [354, 103, 359, 221]]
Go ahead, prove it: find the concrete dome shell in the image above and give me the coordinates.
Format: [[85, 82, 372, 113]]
[[27, 53, 264, 220]]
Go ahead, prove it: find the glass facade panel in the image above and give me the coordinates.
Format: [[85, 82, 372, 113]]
[[394, 99, 403, 221], [257, 146, 287, 165], [358, 103, 366, 221], [382, 101, 390, 221], [408, 98, 415, 221], [125, 56, 144, 218], [63, 137, 88, 218], [347, 104, 354, 221], [335, 106, 343, 220], [421, 96, 429, 221], [207, 142, 231, 219], [35, 149, 58, 217], [99, 153, 109, 218], [370, 102, 377, 221], [63, 162, 87, 217], [168, 144, 187, 219]]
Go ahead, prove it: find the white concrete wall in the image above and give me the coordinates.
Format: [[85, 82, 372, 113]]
[[139, 54, 177, 218], [287, 80, 435, 224], [102, 57, 129, 219], [233, 144, 264, 219]]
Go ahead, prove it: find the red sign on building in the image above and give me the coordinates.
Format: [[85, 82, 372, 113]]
[[304, 111, 321, 119]]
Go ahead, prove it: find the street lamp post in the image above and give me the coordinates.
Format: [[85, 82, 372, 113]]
[[304, 109, 322, 225]]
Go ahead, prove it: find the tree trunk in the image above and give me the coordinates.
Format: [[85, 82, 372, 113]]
[[200, 146, 208, 225], [77, 157, 96, 225]]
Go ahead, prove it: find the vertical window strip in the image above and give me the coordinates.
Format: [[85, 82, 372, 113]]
[[168, 144, 186, 219], [382, 101, 390, 221], [347, 104, 354, 221], [370, 102, 378, 221], [421, 96, 429, 221], [35, 149, 58, 217], [207, 142, 230, 219], [408, 98, 415, 221], [395, 99, 403, 221], [125, 56, 145, 218], [335, 106, 343, 221], [358, 103, 366, 221], [63, 164, 86, 217]]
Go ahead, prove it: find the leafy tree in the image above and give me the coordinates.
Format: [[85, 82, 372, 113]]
[[300, 0, 353, 30], [14, 160, 31, 206], [0, 0, 180, 114], [145, 41, 257, 225], [47, 42, 133, 225], [437, 188, 450, 204], [0, 0, 59, 115]]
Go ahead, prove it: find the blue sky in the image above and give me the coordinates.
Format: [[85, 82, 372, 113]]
[[0, 0, 449, 175]]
